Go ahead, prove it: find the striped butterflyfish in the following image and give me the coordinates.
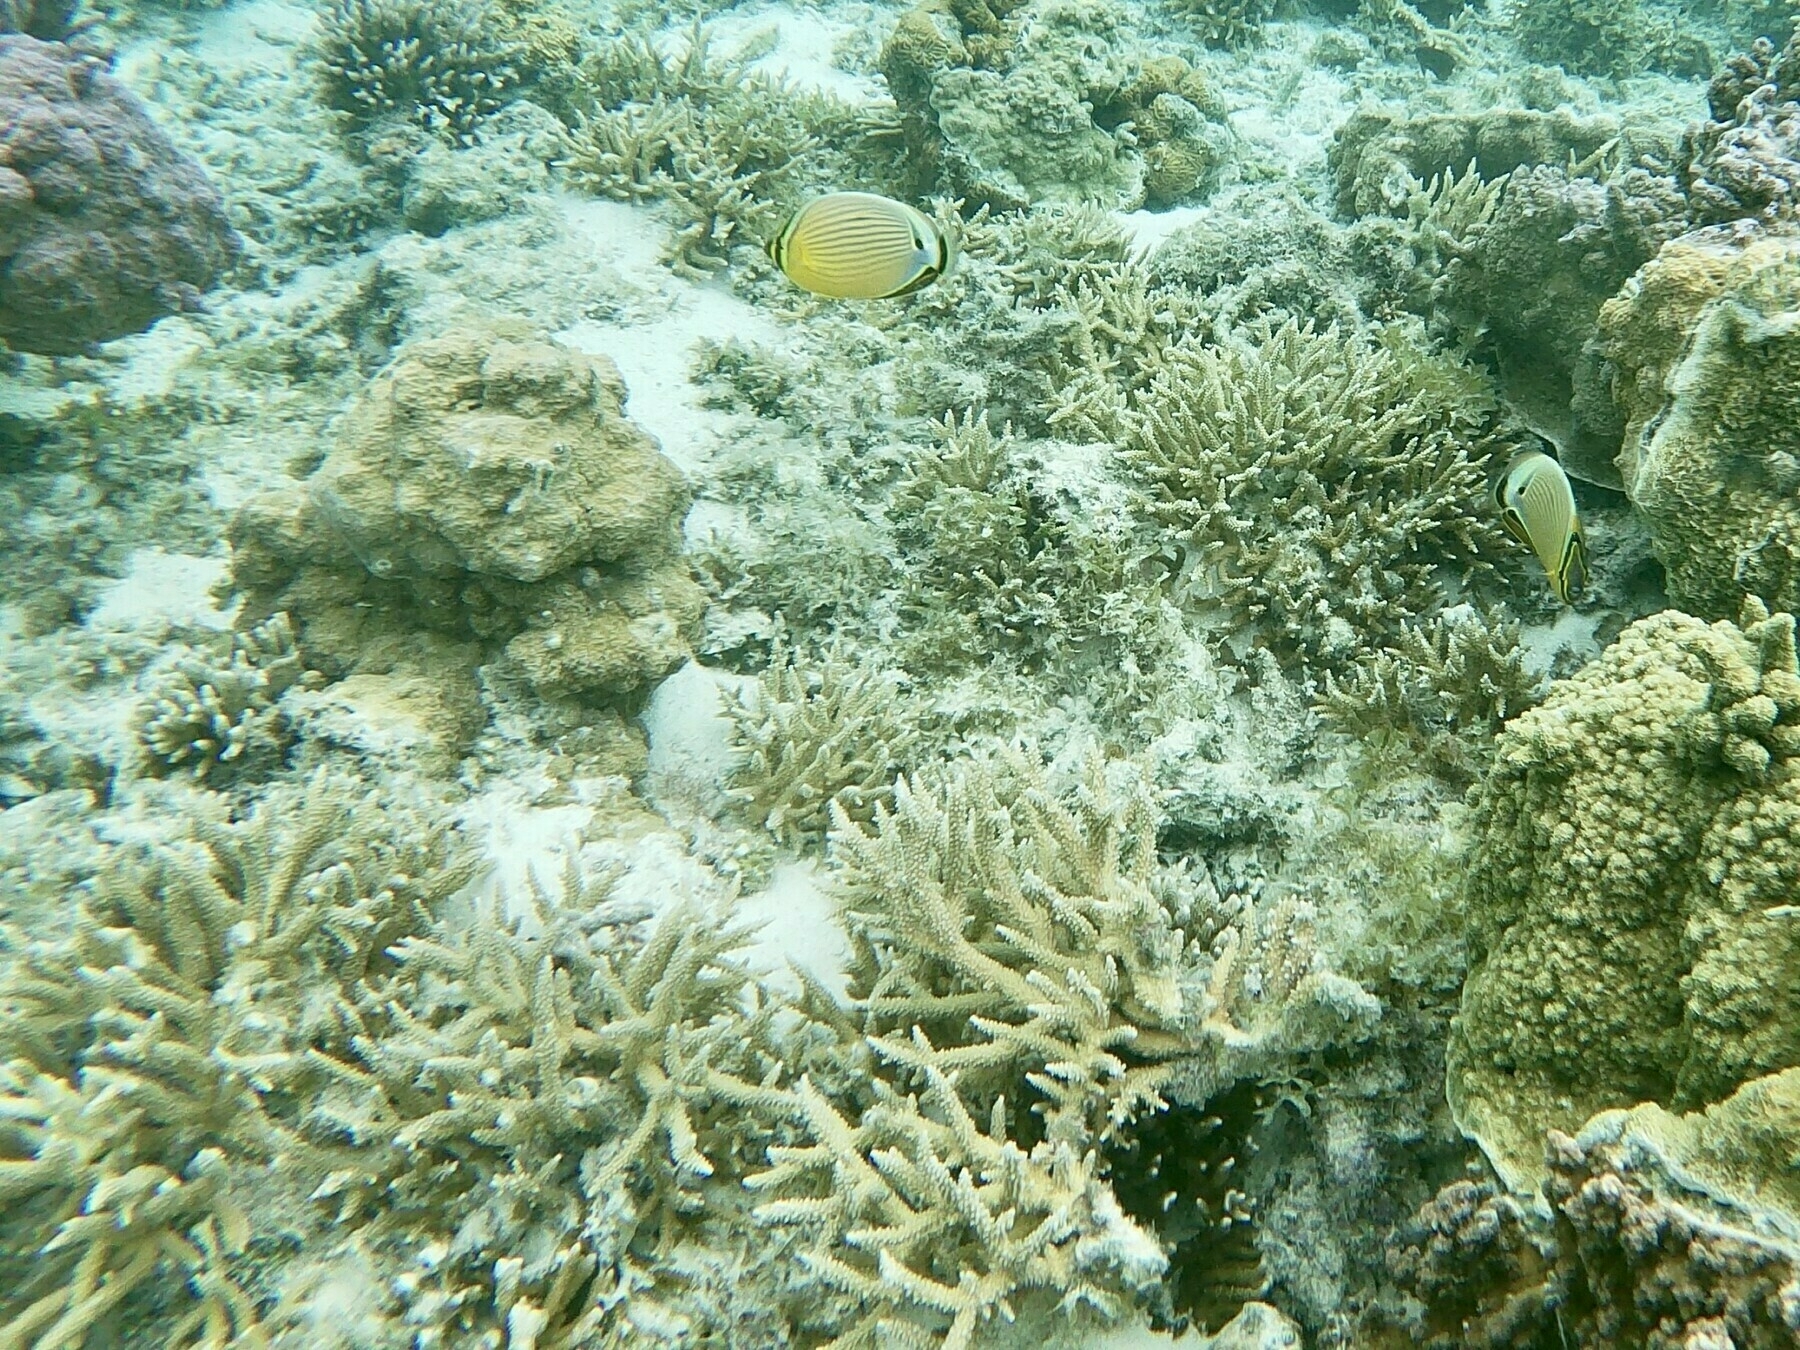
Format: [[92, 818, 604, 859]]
[[766, 192, 949, 300], [1495, 448, 1588, 604]]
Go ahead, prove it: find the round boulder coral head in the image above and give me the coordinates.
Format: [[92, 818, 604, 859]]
[[0, 36, 241, 355], [1450, 598, 1800, 1192]]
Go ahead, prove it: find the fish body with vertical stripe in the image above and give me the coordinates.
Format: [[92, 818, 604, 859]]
[[766, 192, 950, 299], [1495, 448, 1588, 604]]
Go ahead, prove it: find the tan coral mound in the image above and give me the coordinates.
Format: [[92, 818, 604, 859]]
[[1595, 225, 1800, 617], [1450, 598, 1800, 1192], [230, 323, 703, 743]]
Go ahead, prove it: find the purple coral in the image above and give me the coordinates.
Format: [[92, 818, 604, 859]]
[[0, 35, 240, 355]]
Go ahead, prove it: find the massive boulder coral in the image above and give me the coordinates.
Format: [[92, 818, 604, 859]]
[[1591, 224, 1800, 617], [0, 35, 241, 355], [230, 323, 703, 729], [1449, 599, 1800, 1192]]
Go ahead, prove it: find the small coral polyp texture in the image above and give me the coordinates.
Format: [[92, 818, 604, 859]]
[[1450, 598, 1800, 1192], [1598, 224, 1800, 619]]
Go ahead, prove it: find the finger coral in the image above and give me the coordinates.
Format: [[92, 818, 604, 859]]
[[558, 25, 847, 277], [1080, 318, 1512, 669], [312, 0, 520, 143], [1450, 597, 1800, 1193], [720, 751, 1379, 1346], [725, 642, 933, 847]]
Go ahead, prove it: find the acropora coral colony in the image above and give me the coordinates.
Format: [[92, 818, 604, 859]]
[[6, 0, 1800, 1346]]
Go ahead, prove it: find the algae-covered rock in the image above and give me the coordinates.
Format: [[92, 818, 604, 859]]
[[308, 325, 685, 583], [1593, 225, 1800, 618], [1449, 599, 1800, 1192], [1329, 106, 1621, 218], [879, 0, 1228, 210], [231, 323, 703, 733]]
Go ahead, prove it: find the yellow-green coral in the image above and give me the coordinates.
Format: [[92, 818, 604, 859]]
[[1598, 226, 1800, 618], [1081, 318, 1512, 668], [1450, 597, 1800, 1192]]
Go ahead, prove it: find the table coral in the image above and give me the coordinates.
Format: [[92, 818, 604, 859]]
[[1450, 598, 1800, 1193], [229, 323, 703, 719], [0, 35, 241, 355], [1594, 224, 1800, 618]]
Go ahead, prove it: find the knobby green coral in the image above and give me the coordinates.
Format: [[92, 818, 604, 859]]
[[1451, 597, 1800, 1192]]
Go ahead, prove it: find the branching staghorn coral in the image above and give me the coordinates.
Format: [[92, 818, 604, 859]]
[[0, 778, 471, 1348], [1317, 605, 1542, 782], [312, 0, 521, 142], [890, 411, 1159, 673], [1161, 0, 1280, 48], [139, 612, 321, 782], [712, 751, 1375, 1347], [559, 25, 858, 277], [301, 881, 796, 1344], [725, 643, 933, 847], [1077, 318, 1513, 669]]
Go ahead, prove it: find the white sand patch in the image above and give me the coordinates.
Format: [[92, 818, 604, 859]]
[[85, 549, 235, 632], [1517, 605, 1604, 678], [734, 860, 851, 999], [554, 198, 786, 475], [456, 782, 598, 910], [1119, 204, 1211, 258], [642, 660, 752, 816], [704, 3, 888, 102]]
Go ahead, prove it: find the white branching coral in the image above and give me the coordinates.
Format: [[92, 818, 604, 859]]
[[709, 751, 1376, 1348], [138, 612, 321, 782], [0, 778, 472, 1349]]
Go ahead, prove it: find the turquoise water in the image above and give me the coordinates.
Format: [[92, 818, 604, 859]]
[[3, 0, 1800, 1345]]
